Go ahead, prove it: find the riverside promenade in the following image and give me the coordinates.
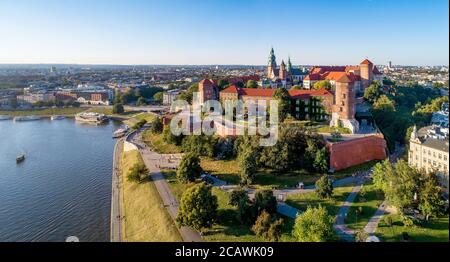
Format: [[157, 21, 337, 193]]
[[110, 138, 124, 242]]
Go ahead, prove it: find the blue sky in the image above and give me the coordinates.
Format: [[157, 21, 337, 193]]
[[0, 0, 448, 65]]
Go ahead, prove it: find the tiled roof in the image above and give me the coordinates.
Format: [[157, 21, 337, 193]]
[[360, 59, 373, 65]]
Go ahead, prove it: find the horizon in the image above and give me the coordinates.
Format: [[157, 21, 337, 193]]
[[0, 0, 449, 66]]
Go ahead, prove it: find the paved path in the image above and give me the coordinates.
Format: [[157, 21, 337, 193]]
[[364, 201, 388, 235], [333, 175, 367, 242], [110, 139, 124, 242], [128, 130, 202, 242]]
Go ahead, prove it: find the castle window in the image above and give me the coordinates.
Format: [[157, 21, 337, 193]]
[[342, 94, 346, 99], [439, 153, 442, 159], [445, 155, 448, 161], [340, 107, 343, 112]]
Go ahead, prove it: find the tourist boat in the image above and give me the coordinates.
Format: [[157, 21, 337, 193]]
[[75, 112, 109, 124], [0, 115, 12, 120], [16, 154, 25, 163], [13, 116, 42, 122], [112, 125, 129, 138], [51, 115, 65, 120]]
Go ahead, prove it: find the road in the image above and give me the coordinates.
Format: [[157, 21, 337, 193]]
[[127, 130, 202, 242], [110, 138, 124, 242]]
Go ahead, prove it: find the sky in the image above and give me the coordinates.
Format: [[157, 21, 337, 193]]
[[0, 0, 448, 66]]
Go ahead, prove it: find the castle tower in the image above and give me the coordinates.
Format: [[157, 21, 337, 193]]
[[330, 73, 359, 133], [360, 58, 373, 90], [279, 60, 287, 80], [198, 79, 216, 104], [267, 47, 277, 79]]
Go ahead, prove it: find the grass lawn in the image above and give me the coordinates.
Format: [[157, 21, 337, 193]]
[[0, 107, 86, 116], [314, 125, 351, 134], [141, 130, 181, 154], [120, 150, 182, 242], [200, 157, 363, 189], [344, 183, 384, 231], [285, 184, 355, 217], [162, 170, 296, 242], [375, 214, 449, 242], [123, 112, 157, 127]]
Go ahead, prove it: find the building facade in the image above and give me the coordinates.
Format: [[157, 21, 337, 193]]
[[409, 125, 449, 190]]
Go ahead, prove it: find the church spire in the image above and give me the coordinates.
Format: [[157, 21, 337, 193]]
[[287, 56, 292, 73], [268, 47, 277, 67]]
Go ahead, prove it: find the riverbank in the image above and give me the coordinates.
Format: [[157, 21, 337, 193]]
[[110, 139, 124, 242], [0, 107, 86, 117], [119, 148, 182, 241]]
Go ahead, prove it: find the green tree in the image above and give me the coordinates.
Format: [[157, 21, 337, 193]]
[[293, 205, 335, 242], [114, 89, 122, 104], [153, 92, 163, 104], [364, 81, 382, 103], [238, 147, 258, 185], [273, 88, 291, 122], [313, 148, 329, 173], [251, 211, 284, 242], [181, 135, 216, 158], [176, 183, 218, 231], [313, 80, 332, 90], [291, 85, 301, 90], [373, 95, 395, 112], [246, 80, 258, 88], [176, 153, 202, 183], [112, 103, 124, 114], [229, 188, 255, 225], [127, 163, 149, 183], [162, 126, 183, 145], [217, 79, 230, 90], [418, 174, 445, 221], [355, 230, 369, 242], [136, 96, 147, 106], [254, 190, 277, 215], [315, 175, 334, 199], [150, 116, 163, 134]]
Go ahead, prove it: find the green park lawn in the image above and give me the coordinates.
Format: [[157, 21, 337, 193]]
[[0, 107, 86, 116], [375, 215, 449, 242], [344, 183, 385, 231], [200, 157, 374, 189], [285, 185, 355, 217], [162, 170, 296, 242], [141, 130, 182, 154], [314, 125, 351, 134]]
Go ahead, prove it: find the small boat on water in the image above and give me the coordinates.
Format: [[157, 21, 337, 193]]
[[113, 125, 129, 138], [16, 154, 25, 163], [14, 116, 42, 122], [0, 115, 12, 120], [51, 115, 65, 120], [75, 112, 108, 125]]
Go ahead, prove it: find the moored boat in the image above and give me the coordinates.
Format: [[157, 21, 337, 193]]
[[112, 125, 129, 138], [75, 112, 109, 124], [0, 115, 12, 120], [51, 115, 65, 120], [14, 116, 42, 122], [16, 154, 25, 163]]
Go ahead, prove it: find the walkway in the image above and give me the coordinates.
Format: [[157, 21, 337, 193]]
[[128, 130, 202, 242], [110, 139, 124, 242], [333, 175, 368, 242], [363, 201, 388, 235]]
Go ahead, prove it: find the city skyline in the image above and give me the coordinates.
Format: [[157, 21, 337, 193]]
[[0, 0, 449, 66]]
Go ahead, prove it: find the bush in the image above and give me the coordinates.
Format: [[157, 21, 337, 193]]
[[315, 175, 333, 199], [112, 103, 124, 114], [150, 117, 164, 134], [355, 230, 369, 242], [254, 190, 277, 215], [251, 211, 284, 242], [127, 163, 149, 183], [132, 119, 147, 130]]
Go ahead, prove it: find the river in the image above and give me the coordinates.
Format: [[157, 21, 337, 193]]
[[0, 118, 120, 242]]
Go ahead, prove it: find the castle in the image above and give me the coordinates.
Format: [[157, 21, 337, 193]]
[[265, 48, 307, 88]]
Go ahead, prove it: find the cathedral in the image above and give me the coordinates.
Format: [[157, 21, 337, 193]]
[[264, 48, 307, 89]]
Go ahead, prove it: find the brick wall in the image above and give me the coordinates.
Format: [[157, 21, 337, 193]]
[[327, 135, 387, 171]]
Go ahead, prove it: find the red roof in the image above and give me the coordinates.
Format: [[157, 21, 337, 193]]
[[360, 59, 373, 65], [221, 86, 332, 99], [199, 79, 215, 86]]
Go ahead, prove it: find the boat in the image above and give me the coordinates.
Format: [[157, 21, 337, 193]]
[[16, 154, 25, 163], [51, 115, 65, 120], [14, 116, 42, 122], [75, 112, 109, 124], [0, 115, 12, 121], [112, 125, 129, 138]]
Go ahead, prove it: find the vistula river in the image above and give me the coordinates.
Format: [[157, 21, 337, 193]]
[[0, 118, 120, 242]]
